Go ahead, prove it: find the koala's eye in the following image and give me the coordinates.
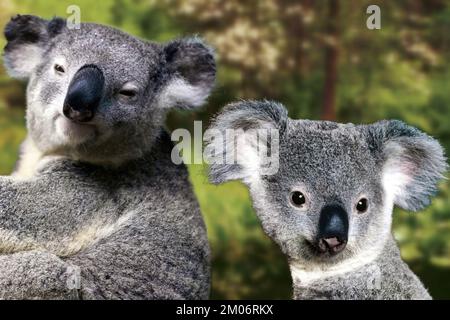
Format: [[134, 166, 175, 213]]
[[117, 83, 138, 100], [54, 64, 65, 73], [118, 89, 137, 98], [356, 198, 368, 213], [290, 191, 306, 207]]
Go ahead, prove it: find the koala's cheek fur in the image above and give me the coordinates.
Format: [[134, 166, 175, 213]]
[[248, 179, 316, 262], [27, 76, 73, 151]]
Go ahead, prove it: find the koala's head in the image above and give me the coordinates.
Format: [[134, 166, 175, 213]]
[[206, 101, 447, 268], [3, 15, 215, 165]]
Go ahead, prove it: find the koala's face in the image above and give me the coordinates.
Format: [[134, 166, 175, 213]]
[[207, 101, 447, 269], [261, 122, 386, 266], [3, 15, 215, 164]]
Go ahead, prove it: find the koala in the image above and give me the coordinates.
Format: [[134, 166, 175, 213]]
[[205, 100, 447, 300], [0, 14, 215, 299]]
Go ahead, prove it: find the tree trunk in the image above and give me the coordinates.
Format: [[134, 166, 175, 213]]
[[321, 0, 339, 121]]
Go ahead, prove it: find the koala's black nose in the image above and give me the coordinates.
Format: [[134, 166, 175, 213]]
[[317, 205, 349, 254], [63, 64, 104, 123]]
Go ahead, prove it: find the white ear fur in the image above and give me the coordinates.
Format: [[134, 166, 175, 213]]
[[4, 44, 44, 79], [206, 101, 287, 184], [4, 15, 65, 79], [205, 126, 279, 184], [374, 122, 447, 211], [235, 129, 265, 182], [381, 142, 414, 207], [157, 78, 210, 109], [236, 126, 281, 183]]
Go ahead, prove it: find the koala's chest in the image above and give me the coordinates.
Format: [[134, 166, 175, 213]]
[[12, 137, 44, 179], [293, 260, 427, 300]]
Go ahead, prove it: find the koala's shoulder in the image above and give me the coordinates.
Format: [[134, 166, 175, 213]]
[[135, 130, 192, 185]]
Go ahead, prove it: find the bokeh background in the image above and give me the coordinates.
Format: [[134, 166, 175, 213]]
[[1, 0, 450, 299]]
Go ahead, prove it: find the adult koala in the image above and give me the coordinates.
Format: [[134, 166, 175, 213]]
[[0, 14, 215, 299]]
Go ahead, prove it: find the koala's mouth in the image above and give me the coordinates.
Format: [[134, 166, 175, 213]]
[[54, 114, 98, 145], [304, 239, 347, 260]]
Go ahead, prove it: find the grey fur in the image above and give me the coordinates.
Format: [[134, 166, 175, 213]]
[[1, 15, 215, 299], [206, 100, 448, 300]]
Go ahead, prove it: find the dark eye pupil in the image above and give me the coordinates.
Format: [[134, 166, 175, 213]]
[[54, 64, 64, 73], [291, 191, 306, 206], [356, 198, 368, 212]]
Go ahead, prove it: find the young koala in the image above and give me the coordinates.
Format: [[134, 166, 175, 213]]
[[0, 15, 215, 299], [205, 100, 447, 300]]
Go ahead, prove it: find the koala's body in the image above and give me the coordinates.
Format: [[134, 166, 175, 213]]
[[291, 236, 429, 299], [0, 15, 215, 299], [206, 101, 447, 300]]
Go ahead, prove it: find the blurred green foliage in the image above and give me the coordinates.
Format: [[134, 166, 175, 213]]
[[0, 0, 449, 299], [0, 107, 25, 175]]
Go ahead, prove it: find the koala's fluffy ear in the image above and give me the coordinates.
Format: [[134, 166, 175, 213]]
[[367, 120, 448, 211], [158, 37, 216, 109], [3, 15, 65, 79], [205, 100, 288, 184]]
